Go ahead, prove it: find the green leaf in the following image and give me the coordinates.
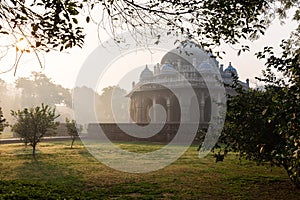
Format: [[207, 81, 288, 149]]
[[36, 41, 41, 47], [86, 16, 90, 23], [72, 18, 78, 24]]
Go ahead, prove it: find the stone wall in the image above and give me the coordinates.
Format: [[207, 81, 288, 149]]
[[13, 122, 209, 144], [87, 122, 208, 143], [55, 123, 69, 136], [13, 123, 70, 137]]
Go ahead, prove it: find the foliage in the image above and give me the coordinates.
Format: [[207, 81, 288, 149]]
[[0, 0, 87, 74], [257, 36, 300, 188], [214, 0, 300, 188], [11, 104, 59, 158], [1, 1, 299, 59], [65, 118, 82, 148], [84, 0, 300, 55], [220, 81, 300, 188], [96, 1, 266, 46], [0, 79, 21, 123], [0, 107, 8, 132], [72, 86, 101, 125], [15, 72, 71, 108], [0, 0, 85, 52], [97, 86, 128, 122], [73, 85, 128, 123]]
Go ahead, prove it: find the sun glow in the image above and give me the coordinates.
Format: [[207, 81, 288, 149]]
[[15, 38, 30, 53]]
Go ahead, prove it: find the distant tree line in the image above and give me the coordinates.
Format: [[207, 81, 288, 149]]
[[0, 72, 129, 126]]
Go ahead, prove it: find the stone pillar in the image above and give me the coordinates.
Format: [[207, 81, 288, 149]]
[[137, 96, 143, 123], [179, 96, 190, 122], [129, 101, 133, 123], [166, 97, 171, 122], [193, 58, 197, 67], [152, 96, 157, 122], [200, 93, 205, 122], [213, 91, 223, 118], [157, 63, 160, 74], [220, 64, 224, 73], [177, 59, 181, 70], [211, 92, 218, 119]]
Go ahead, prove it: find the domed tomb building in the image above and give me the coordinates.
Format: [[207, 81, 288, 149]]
[[127, 43, 249, 123]]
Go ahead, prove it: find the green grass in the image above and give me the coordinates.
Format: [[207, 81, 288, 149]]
[[0, 140, 299, 199]]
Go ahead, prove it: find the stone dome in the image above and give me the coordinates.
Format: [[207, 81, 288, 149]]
[[198, 62, 213, 73], [140, 65, 153, 81], [160, 63, 177, 75], [160, 41, 218, 67], [197, 61, 220, 80], [224, 62, 238, 77]]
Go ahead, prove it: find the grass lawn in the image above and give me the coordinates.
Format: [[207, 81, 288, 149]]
[[0, 140, 299, 199]]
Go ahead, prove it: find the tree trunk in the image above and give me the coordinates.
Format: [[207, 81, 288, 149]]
[[32, 144, 36, 159], [71, 137, 75, 148]]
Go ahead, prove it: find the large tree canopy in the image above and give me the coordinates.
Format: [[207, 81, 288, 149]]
[[219, 82, 300, 188], [218, 31, 300, 187], [97, 86, 128, 123], [0, 0, 85, 52], [0, 107, 8, 132], [15, 72, 71, 107], [0, 0, 299, 56]]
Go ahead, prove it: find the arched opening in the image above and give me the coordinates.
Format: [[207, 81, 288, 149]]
[[190, 96, 199, 122], [171, 96, 180, 122], [204, 96, 211, 122], [130, 97, 138, 122], [156, 97, 167, 122], [143, 97, 153, 123]]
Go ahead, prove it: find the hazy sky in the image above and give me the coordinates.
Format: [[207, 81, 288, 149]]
[[0, 17, 297, 93]]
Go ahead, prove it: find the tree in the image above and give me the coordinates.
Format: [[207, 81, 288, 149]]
[[97, 86, 128, 122], [11, 104, 59, 158], [87, 1, 300, 55], [255, 36, 300, 188], [0, 1, 87, 74], [0, 1, 85, 52], [210, 5, 300, 185], [0, 107, 8, 133], [65, 118, 82, 148], [72, 86, 101, 125], [219, 80, 300, 188], [1, 1, 299, 57], [15, 72, 71, 108], [0, 79, 21, 124]]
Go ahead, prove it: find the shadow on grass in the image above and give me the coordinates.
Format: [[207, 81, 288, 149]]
[[2, 143, 300, 199], [0, 155, 104, 199], [13, 158, 83, 185]]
